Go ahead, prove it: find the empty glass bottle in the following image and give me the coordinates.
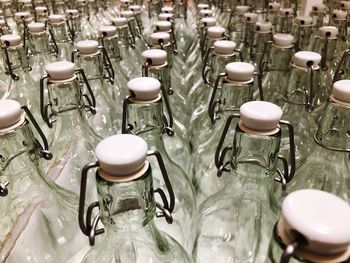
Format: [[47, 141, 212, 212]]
[[266, 189, 350, 263], [0, 99, 88, 263], [292, 16, 312, 51], [276, 8, 294, 33], [48, 14, 72, 60], [78, 134, 191, 262], [34, 6, 49, 24], [190, 101, 296, 262]]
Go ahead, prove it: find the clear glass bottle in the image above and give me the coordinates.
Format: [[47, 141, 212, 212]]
[[310, 4, 327, 34], [288, 80, 350, 202], [239, 12, 258, 62], [260, 33, 295, 106], [276, 8, 294, 34], [202, 25, 226, 60], [72, 40, 121, 138], [190, 101, 296, 262], [292, 16, 312, 52], [267, 2, 281, 29], [65, 9, 80, 44], [330, 9, 348, 59], [251, 21, 273, 66], [48, 14, 72, 60], [39, 61, 100, 201], [228, 5, 249, 43], [122, 77, 196, 248], [266, 189, 350, 263], [34, 6, 49, 24], [78, 134, 191, 262], [0, 99, 88, 262], [14, 11, 32, 37]]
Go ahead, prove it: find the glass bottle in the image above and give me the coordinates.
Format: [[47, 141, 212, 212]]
[[227, 5, 249, 43], [0, 99, 89, 262], [14, 11, 32, 37], [288, 80, 350, 202], [72, 39, 121, 138], [27, 22, 59, 82], [202, 25, 226, 60], [281, 51, 325, 167], [260, 33, 295, 106], [65, 9, 80, 44], [310, 4, 327, 34], [48, 14, 72, 60], [78, 134, 191, 262], [190, 62, 262, 203], [292, 16, 312, 52], [39, 61, 100, 201], [239, 12, 258, 62], [267, 2, 281, 29], [0, 34, 37, 111], [34, 6, 49, 24], [266, 189, 350, 263], [276, 8, 294, 33], [330, 9, 348, 59], [122, 77, 196, 248], [76, 0, 98, 40], [251, 21, 273, 66], [190, 101, 296, 262]]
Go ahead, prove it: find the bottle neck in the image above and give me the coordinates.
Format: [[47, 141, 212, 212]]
[[29, 33, 51, 54], [220, 80, 254, 113], [267, 45, 293, 71], [96, 165, 156, 233], [76, 54, 104, 80]]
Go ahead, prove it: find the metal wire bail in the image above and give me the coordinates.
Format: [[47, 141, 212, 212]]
[[208, 72, 226, 124], [0, 180, 9, 197]]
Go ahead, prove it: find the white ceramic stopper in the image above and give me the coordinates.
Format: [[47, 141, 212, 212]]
[[207, 26, 225, 39], [268, 2, 280, 11], [0, 20, 6, 26], [151, 32, 170, 45], [296, 16, 313, 26], [214, 40, 236, 55], [121, 10, 134, 19], [199, 9, 213, 17], [201, 17, 216, 27], [333, 9, 347, 20], [243, 12, 258, 23], [127, 77, 160, 100], [15, 11, 30, 19], [332, 80, 350, 103], [142, 49, 167, 66], [19, 0, 31, 3], [341, 1, 350, 10], [28, 22, 45, 33], [49, 14, 65, 23], [279, 8, 294, 17], [77, 0, 87, 5], [77, 40, 99, 55], [159, 13, 174, 21], [0, 99, 22, 129], [312, 4, 326, 12], [45, 61, 75, 81], [111, 17, 128, 27], [240, 101, 283, 131], [318, 26, 338, 38], [129, 5, 141, 12], [35, 6, 48, 13], [98, 25, 117, 37], [0, 34, 22, 46], [225, 62, 254, 81], [197, 3, 209, 10], [161, 6, 173, 13], [293, 51, 321, 68], [155, 21, 172, 31], [65, 9, 79, 17], [282, 189, 350, 255], [255, 21, 272, 32], [273, 33, 294, 47], [95, 134, 148, 177], [236, 5, 249, 14]]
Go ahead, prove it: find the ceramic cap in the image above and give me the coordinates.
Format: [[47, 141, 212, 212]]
[[225, 62, 254, 81], [65, 9, 79, 17], [159, 13, 174, 21], [98, 25, 117, 37], [255, 21, 272, 32], [240, 101, 283, 131], [318, 26, 338, 38], [155, 21, 172, 31], [111, 17, 128, 27], [279, 8, 294, 17], [268, 2, 280, 11], [45, 61, 75, 81], [151, 32, 170, 45], [49, 14, 65, 23], [293, 51, 321, 68], [295, 16, 313, 26], [129, 5, 141, 12], [77, 40, 99, 54], [312, 4, 326, 12], [207, 26, 225, 39], [127, 77, 161, 100], [142, 49, 167, 66], [0, 34, 22, 46], [0, 99, 22, 129], [35, 6, 48, 13], [214, 40, 236, 55], [197, 3, 209, 10], [273, 33, 294, 46], [15, 11, 30, 19], [161, 6, 173, 13], [199, 9, 213, 17], [341, 1, 350, 10], [333, 9, 347, 20], [121, 10, 134, 19], [95, 134, 148, 177], [28, 22, 45, 33], [243, 12, 258, 23], [236, 5, 249, 14], [201, 17, 216, 27], [332, 79, 350, 103], [282, 189, 350, 255]]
